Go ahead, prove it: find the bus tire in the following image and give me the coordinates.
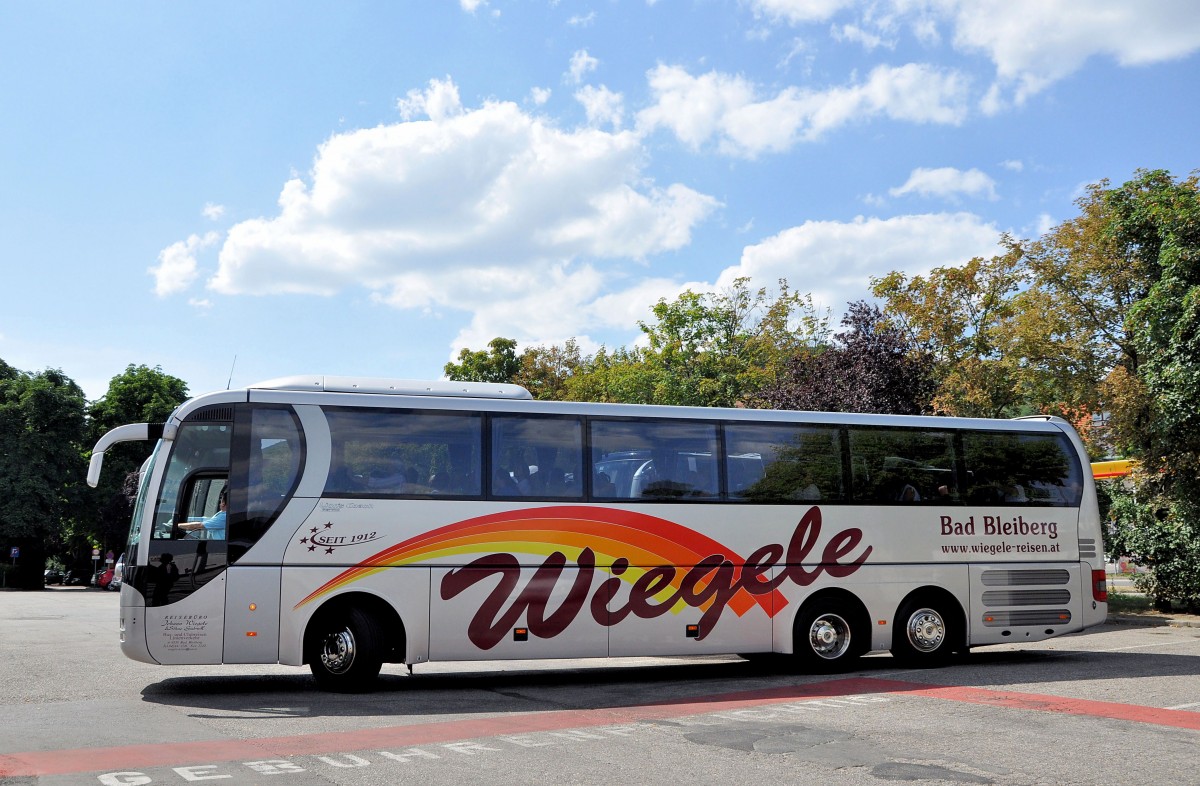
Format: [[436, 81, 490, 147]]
[[892, 597, 959, 667], [308, 606, 384, 692], [793, 600, 861, 671]]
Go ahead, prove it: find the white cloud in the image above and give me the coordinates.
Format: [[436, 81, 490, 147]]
[[149, 232, 219, 297], [637, 62, 969, 157], [946, 0, 1200, 110], [397, 76, 464, 121], [459, 0, 486, 12], [568, 12, 596, 27], [568, 49, 600, 84], [1001, 159, 1024, 172], [1032, 212, 1056, 238], [575, 85, 624, 129], [752, 0, 857, 24], [529, 87, 552, 106], [200, 78, 719, 349], [832, 22, 893, 50], [889, 167, 998, 201], [202, 202, 225, 221], [447, 268, 684, 357], [749, 0, 1200, 111], [714, 212, 1002, 311]]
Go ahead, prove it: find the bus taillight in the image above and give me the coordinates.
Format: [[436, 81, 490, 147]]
[[1092, 569, 1107, 602]]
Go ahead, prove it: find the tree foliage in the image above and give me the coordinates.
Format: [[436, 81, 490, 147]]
[[0, 364, 87, 588], [1101, 171, 1200, 608], [513, 340, 585, 401], [447, 279, 830, 408], [1012, 179, 1160, 434], [444, 337, 521, 384], [872, 243, 1023, 417], [1106, 482, 1200, 612], [84, 365, 189, 553], [633, 278, 829, 407], [1087, 170, 1200, 608], [751, 301, 936, 414]]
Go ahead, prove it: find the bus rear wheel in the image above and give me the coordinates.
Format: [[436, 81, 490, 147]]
[[793, 601, 861, 670], [892, 599, 958, 667], [309, 606, 384, 692]]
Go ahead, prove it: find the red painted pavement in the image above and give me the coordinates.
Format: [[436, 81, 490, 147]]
[[2, 676, 1197, 777]]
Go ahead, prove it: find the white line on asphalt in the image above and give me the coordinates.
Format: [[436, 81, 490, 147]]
[[1165, 702, 1200, 710], [1094, 639, 1199, 653]]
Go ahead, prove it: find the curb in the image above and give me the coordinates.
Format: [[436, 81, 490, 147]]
[[1107, 613, 1200, 628]]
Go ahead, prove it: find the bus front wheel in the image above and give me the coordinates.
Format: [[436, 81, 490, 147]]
[[793, 601, 860, 670], [892, 598, 958, 667], [309, 607, 384, 692]]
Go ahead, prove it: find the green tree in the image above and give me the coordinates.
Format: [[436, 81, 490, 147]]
[[1009, 179, 1163, 440], [513, 339, 585, 401], [444, 338, 521, 383], [446, 279, 829, 407], [0, 363, 88, 589], [562, 346, 660, 404], [1098, 170, 1200, 609], [634, 278, 829, 407], [872, 243, 1024, 417], [84, 364, 189, 555]]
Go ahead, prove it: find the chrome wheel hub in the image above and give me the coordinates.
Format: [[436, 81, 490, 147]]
[[808, 613, 851, 660], [906, 609, 946, 653], [320, 629, 356, 674]]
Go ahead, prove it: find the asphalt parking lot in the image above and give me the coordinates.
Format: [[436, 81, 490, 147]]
[[2, 587, 1198, 785]]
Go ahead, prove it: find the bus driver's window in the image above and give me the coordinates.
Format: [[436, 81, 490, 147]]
[[177, 485, 227, 540], [151, 416, 232, 540]]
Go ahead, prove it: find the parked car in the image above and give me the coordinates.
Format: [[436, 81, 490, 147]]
[[108, 554, 125, 592], [43, 568, 63, 585]]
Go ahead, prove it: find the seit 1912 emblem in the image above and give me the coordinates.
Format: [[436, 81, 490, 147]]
[[299, 522, 383, 555]]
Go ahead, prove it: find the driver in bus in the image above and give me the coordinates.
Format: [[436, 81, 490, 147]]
[[178, 488, 227, 540]]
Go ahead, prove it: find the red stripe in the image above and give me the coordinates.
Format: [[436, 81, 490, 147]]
[[2, 676, 1197, 777]]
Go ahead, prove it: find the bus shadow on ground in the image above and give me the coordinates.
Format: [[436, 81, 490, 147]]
[[137, 643, 1200, 720]]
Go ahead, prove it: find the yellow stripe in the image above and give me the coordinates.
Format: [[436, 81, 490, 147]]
[[1091, 460, 1133, 479]]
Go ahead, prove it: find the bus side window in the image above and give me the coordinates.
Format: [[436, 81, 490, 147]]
[[323, 408, 482, 498], [489, 414, 583, 500], [228, 406, 305, 561], [848, 428, 957, 504], [962, 431, 1080, 507], [725, 423, 842, 503], [590, 419, 719, 501]]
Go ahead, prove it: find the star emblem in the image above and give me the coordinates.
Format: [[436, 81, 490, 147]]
[[325, 547, 335, 554]]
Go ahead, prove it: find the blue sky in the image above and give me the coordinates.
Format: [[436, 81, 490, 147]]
[[2, 1, 1198, 401]]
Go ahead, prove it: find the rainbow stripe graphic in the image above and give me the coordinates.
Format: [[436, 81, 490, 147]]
[[293, 505, 788, 617]]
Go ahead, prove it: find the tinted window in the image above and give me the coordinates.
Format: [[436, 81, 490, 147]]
[[849, 428, 958, 503], [591, 419, 719, 500], [230, 406, 305, 561], [725, 423, 844, 503], [324, 409, 482, 497], [491, 415, 583, 499], [962, 431, 1082, 506]]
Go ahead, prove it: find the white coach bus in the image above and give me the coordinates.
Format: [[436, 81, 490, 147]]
[[87, 375, 1107, 691]]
